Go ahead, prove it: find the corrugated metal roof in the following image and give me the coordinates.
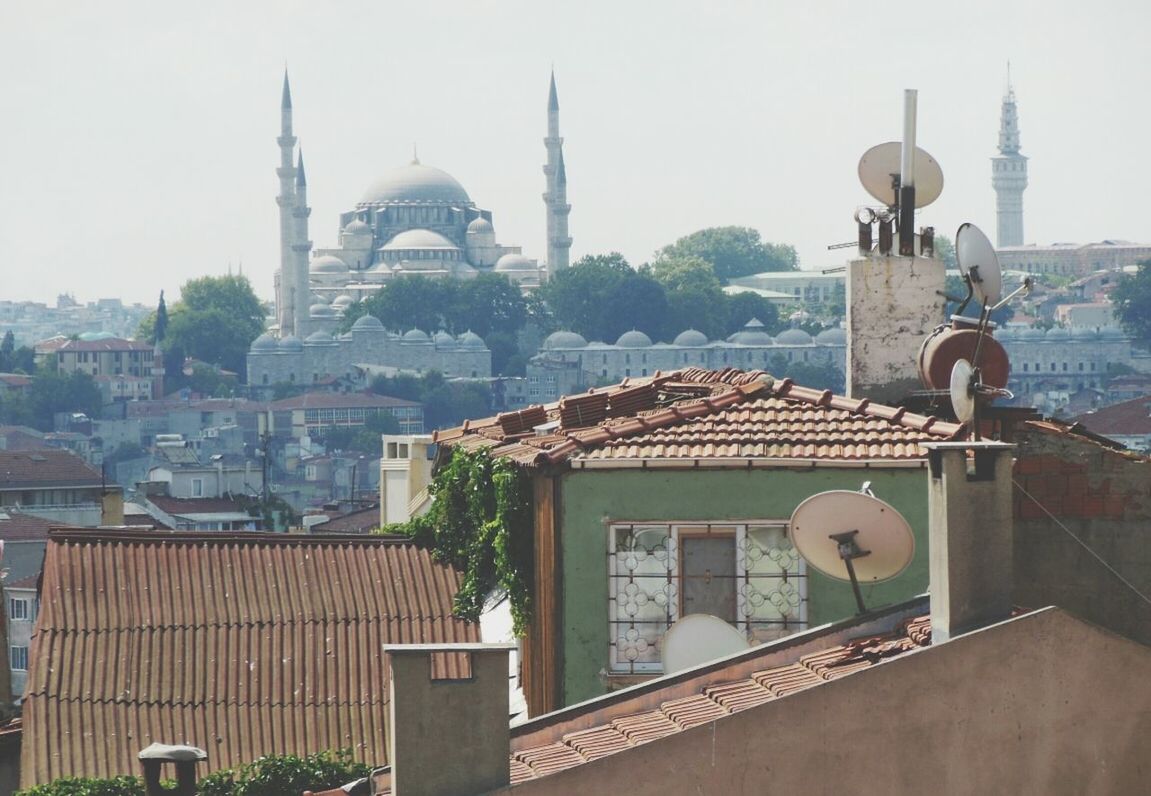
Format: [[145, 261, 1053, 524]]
[[22, 529, 478, 787]]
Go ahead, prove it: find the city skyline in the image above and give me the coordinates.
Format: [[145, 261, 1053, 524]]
[[2, 0, 1149, 306]]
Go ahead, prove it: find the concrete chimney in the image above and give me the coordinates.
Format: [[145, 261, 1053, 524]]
[[138, 743, 206, 796], [385, 643, 515, 796], [923, 441, 1015, 643]]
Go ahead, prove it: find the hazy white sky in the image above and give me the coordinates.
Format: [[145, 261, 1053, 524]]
[[2, 0, 1148, 306]]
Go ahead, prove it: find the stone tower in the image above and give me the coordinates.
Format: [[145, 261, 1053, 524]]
[[991, 68, 1028, 247], [543, 71, 572, 272], [276, 71, 299, 336]]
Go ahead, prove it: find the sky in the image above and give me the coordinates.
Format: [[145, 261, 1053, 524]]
[[1, 0, 1149, 307]]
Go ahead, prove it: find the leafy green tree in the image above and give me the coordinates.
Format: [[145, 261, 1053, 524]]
[[28, 370, 102, 430], [342, 277, 460, 333], [658, 227, 798, 282], [933, 233, 957, 269], [0, 331, 34, 373], [455, 274, 527, 337], [154, 290, 169, 343], [1112, 259, 1151, 344], [603, 273, 669, 341], [197, 750, 370, 796], [725, 292, 781, 335], [486, 330, 523, 376], [537, 253, 633, 339]]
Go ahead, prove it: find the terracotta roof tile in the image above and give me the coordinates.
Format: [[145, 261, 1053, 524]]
[[0, 449, 103, 488], [561, 725, 632, 761], [514, 742, 587, 776], [610, 710, 681, 745], [660, 693, 730, 729], [1073, 395, 1151, 435]]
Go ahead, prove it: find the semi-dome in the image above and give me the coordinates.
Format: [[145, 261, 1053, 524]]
[[352, 314, 385, 332], [402, 329, 430, 343], [381, 228, 460, 251], [495, 253, 536, 272], [359, 161, 472, 206], [731, 319, 773, 346], [278, 335, 303, 352], [673, 329, 709, 347], [815, 328, 847, 345], [543, 330, 588, 349], [343, 219, 372, 235], [1045, 327, 1070, 340], [312, 254, 348, 273], [467, 217, 494, 234], [615, 330, 653, 348], [251, 332, 278, 352], [775, 328, 813, 346], [458, 330, 487, 349]]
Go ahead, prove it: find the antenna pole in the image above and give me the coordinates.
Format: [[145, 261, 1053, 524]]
[[830, 530, 872, 614], [899, 89, 918, 256]]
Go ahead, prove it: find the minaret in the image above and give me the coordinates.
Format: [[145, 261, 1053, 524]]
[[291, 148, 313, 338], [991, 66, 1028, 247], [276, 70, 298, 336], [543, 71, 572, 271]]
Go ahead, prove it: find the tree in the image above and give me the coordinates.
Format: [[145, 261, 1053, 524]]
[[0, 331, 34, 374], [933, 233, 957, 269], [455, 274, 527, 337], [154, 290, 169, 343], [1112, 259, 1151, 344], [537, 253, 633, 339], [342, 277, 459, 334], [602, 273, 669, 341], [657, 227, 798, 282], [725, 292, 781, 335], [27, 370, 102, 430]]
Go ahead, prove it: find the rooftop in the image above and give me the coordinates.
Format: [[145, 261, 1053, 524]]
[[55, 337, 153, 353], [434, 368, 962, 467], [1074, 395, 1151, 436], [0, 510, 57, 541], [0, 449, 105, 489], [269, 391, 421, 411]]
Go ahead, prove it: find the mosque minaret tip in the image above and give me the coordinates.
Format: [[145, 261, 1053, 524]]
[[276, 69, 299, 336], [991, 65, 1028, 248], [543, 70, 572, 271]]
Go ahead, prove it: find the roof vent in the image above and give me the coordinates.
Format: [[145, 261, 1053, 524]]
[[533, 420, 560, 437]]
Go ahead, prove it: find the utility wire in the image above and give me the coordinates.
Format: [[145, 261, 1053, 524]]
[[1012, 478, 1151, 608]]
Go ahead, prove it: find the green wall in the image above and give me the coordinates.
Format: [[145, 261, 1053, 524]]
[[557, 466, 930, 705]]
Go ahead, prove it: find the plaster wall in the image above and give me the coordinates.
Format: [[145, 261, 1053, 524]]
[[557, 466, 929, 705], [498, 609, 1151, 795]]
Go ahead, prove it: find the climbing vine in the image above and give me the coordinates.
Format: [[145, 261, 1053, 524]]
[[384, 448, 534, 634]]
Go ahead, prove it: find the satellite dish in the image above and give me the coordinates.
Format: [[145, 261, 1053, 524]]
[[661, 614, 751, 673], [790, 489, 915, 613], [858, 142, 944, 208], [950, 358, 976, 424], [955, 222, 1003, 306]]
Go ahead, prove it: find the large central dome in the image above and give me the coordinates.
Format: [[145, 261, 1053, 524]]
[[359, 160, 472, 206]]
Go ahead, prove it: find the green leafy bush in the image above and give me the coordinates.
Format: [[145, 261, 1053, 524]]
[[16, 775, 146, 796], [198, 749, 370, 796]]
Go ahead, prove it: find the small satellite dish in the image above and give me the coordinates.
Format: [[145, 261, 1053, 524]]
[[857, 142, 944, 208], [661, 614, 751, 673], [955, 222, 1003, 306], [790, 490, 915, 613], [950, 358, 976, 424]]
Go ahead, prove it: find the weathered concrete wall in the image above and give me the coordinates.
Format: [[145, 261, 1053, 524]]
[[845, 255, 945, 402], [557, 466, 930, 706], [1012, 425, 1151, 645], [496, 609, 1151, 795]]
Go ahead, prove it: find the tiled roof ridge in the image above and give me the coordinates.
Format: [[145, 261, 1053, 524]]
[[45, 529, 414, 546], [36, 613, 464, 633], [510, 615, 932, 783], [19, 692, 390, 710], [768, 379, 962, 438]]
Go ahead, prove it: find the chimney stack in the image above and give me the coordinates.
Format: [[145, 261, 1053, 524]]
[[385, 643, 515, 796], [138, 743, 206, 796], [923, 441, 1015, 642]]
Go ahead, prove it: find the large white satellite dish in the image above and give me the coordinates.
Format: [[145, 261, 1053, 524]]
[[858, 142, 944, 209], [950, 358, 976, 425], [955, 222, 1003, 306], [661, 614, 751, 674]]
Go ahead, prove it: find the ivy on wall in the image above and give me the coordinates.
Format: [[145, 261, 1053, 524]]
[[385, 447, 535, 634]]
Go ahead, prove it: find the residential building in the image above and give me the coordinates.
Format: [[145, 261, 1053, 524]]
[[51, 336, 160, 402], [268, 391, 424, 438], [379, 434, 435, 526], [135, 494, 261, 531], [0, 449, 122, 527], [997, 240, 1151, 278], [144, 451, 263, 500], [726, 271, 845, 309], [1071, 395, 1151, 452], [4, 575, 37, 701]]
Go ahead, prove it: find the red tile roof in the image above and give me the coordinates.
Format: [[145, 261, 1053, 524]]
[[1074, 395, 1151, 436], [434, 368, 962, 466], [269, 392, 420, 410], [147, 495, 255, 516], [0, 510, 57, 541], [56, 337, 153, 353], [0, 449, 104, 489], [21, 529, 478, 786], [311, 505, 382, 534]]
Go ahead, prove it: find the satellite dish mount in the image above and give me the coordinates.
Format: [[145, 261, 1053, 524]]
[[829, 530, 872, 614]]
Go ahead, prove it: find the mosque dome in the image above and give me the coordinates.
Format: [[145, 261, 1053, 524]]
[[995, 326, 1017, 342], [312, 255, 348, 273], [310, 303, 336, 317], [381, 229, 461, 252], [1018, 326, 1045, 341], [815, 328, 847, 345], [332, 295, 355, 308], [251, 332, 278, 352], [458, 330, 487, 349], [305, 330, 334, 343], [359, 161, 472, 206], [343, 219, 372, 235], [615, 330, 653, 348], [467, 217, 494, 234], [402, 329, 431, 343], [1100, 326, 1126, 340], [1071, 327, 1098, 341], [673, 329, 709, 347], [543, 331, 588, 349], [1045, 327, 1070, 341], [278, 335, 303, 352], [730, 319, 773, 346], [775, 328, 814, 346], [352, 314, 385, 332], [495, 254, 536, 272]]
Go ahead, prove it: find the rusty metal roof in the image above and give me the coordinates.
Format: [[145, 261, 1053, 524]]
[[433, 368, 962, 467], [21, 529, 477, 787]]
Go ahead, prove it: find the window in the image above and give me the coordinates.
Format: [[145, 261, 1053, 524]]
[[1022, 363, 1029, 372], [8, 598, 29, 621], [608, 522, 806, 674], [10, 646, 28, 671], [191, 478, 204, 497]]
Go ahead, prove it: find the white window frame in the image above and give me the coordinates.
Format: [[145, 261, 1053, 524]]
[[8, 597, 29, 621], [9, 645, 28, 672], [608, 521, 808, 675], [191, 478, 204, 497]]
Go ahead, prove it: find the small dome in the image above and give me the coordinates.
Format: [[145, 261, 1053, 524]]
[[996, 326, 1017, 342], [1100, 326, 1126, 340], [1045, 327, 1070, 340], [775, 328, 813, 346], [360, 162, 472, 206], [381, 228, 460, 251], [433, 330, 454, 344], [815, 328, 846, 345], [251, 332, 278, 352], [278, 335, 303, 352], [1017, 326, 1045, 341], [495, 253, 537, 272], [615, 329, 653, 348], [332, 295, 355, 308], [352, 315, 385, 332], [673, 329, 709, 347], [312, 255, 349, 273], [310, 303, 336, 317], [458, 330, 487, 350], [543, 331, 588, 349], [343, 219, 372, 235], [731, 319, 773, 346], [467, 217, 494, 234], [305, 330, 333, 343], [1071, 327, 1098, 341], [402, 329, 430, 343]]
